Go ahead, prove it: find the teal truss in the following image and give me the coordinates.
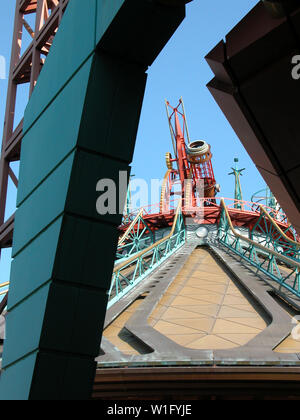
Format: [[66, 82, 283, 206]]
[[250, 205, 300, 262], [218, 199, 300, 298], [251, 187, 278, 212], [108, 204, 186, 309], [116, 210, 154, 261]]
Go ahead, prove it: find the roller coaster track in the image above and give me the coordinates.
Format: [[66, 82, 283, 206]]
[[218, 198, 300, 298], [118, 210, 145, 247], [108, 202, 186, 308], [255, 204, 300, 255]]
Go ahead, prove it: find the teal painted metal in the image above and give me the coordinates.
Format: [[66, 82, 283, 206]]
[[218, 204, 300, 298], [228, 158, 245, 209], [251, 187, 277, 211], [108, 207, 185, 308], [116, 213, 154, 261]]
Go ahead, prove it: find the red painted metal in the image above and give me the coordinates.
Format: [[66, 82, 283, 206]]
[[189, 145, 216, 199], [0, 0, 69, 260], [120, 197, 297, 245], [165, 100, 191, 210], [165, 99, 218, 207], [173, 110, 190, 188]]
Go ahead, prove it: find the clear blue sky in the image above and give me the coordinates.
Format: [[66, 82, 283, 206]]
[[133, 0, 265, 204], [0, 0, 265, 283]]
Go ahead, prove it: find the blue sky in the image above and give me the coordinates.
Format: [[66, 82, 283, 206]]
[[133, 0, 266, 206], [0, 0, 266, 283]]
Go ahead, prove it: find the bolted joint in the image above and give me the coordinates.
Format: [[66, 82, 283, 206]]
[[262, 0, 299, 18]]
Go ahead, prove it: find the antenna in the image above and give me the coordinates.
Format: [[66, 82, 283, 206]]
[[229, 158, 245, 210]]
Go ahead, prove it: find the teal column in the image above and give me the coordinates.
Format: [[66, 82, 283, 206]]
[[0, 0, 188, 400], [229, 158, 245, 210]]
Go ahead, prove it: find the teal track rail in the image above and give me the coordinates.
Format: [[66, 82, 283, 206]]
[[218, 199, 300, 298], [108, 203, 186, 309]]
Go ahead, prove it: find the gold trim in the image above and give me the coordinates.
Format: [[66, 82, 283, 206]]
[[259, 204, 300, 249], [118, 209, 144, 246], [165, 152, 173, 170]]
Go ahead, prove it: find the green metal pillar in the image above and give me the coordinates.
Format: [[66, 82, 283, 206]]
[[123, 175, 135, 223], [229, 158, 245, 210], [0, 0, 188, 400]]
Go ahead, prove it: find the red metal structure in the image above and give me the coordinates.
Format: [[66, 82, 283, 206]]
[[0, 0, 69, 277], [165, 100, 190, 190], [187, 140, 217, 197], [164, 99, 219, 212]]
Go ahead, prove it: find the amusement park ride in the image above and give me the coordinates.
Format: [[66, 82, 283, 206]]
[[98, 97, 300, 399], [1, 0, 300, 401], [114, 97, 300, 304], [161, 99, 220, 212]]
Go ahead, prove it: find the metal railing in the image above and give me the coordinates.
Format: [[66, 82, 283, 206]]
[[108, 202, 186, 309], [251, 204, 300, 261], [218, 198, 300, 299], [126, 197, 292, 226], [116, 209, 154, 262]]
